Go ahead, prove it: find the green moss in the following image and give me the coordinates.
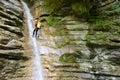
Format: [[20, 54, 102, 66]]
[[72, 0, 91, 17], [55, 37, 70, 48], [112, 32, 119, 35], [46, 15, 61, 26], [52, 29, 68, 36], [105, 8, 120, 16], [104, 2, 120, 16], [90, 19, 115, 31], [52, 25, 68, 36], [86, 35, 91, 42], [59, 53, 76, 63], [86, 32, 117, 44], [43, 0, 91, 17]]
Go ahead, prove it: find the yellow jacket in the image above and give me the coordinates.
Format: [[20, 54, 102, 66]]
[[37, 21, 42, 28]]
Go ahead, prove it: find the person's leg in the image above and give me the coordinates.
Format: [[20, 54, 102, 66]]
[[33, 27, 37, 37], [35, 28, 39, 37]]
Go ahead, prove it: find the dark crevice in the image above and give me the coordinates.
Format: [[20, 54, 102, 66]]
[[6, 10, 24, 21], [0, 44, 24, 50], [63, 70, 120, 77], [110, 39, 120, 43], [4, 20, 17, 26], [0, 25, 23, 37], [0, 53, 29, 61], [87, 42, 120, 49]]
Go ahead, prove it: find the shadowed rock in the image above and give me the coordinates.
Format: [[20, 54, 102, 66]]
[[0, 24, 23, 36]]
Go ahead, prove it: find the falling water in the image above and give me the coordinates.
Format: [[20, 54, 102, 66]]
[[21, 1, 44, 80]]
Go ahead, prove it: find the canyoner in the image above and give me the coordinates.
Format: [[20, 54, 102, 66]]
[[32, 18, 42, 38]]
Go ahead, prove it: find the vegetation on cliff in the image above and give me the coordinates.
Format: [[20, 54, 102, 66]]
[[43, 0, 91, 17]]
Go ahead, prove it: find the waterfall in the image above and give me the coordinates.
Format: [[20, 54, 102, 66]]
[[21, 1, 44, 80]]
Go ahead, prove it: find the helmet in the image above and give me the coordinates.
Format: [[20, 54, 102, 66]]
[[35, 20, 38, 21]]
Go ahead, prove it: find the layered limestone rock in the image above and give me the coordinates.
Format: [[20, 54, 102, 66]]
[[0, 0, 29, 80], [26, 0, 120, 80]]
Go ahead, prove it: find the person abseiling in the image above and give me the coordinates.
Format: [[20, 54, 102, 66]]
[[32, 18, 42, 37]]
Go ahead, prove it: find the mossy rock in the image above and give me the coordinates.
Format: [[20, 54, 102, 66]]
[[90, 20, 115, 31], [59, 53, 76, 63], [55, 37, 71, 48]]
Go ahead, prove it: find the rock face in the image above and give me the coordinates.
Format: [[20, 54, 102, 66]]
[[26, 0, 120, 80], [0, 0, 28, 80]]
